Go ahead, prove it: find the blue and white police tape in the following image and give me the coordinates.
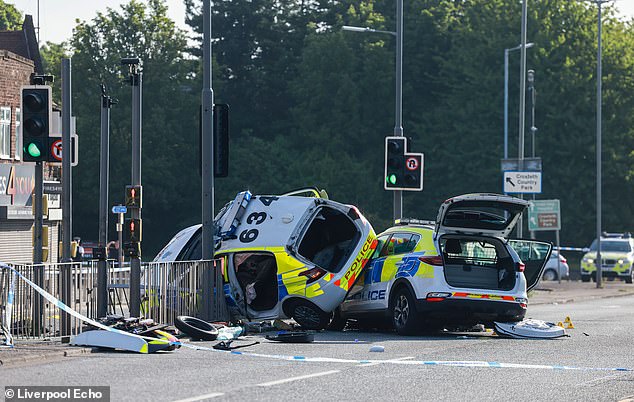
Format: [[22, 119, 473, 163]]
[[554, 246, 589, 252], [178, 343, 633, 372]]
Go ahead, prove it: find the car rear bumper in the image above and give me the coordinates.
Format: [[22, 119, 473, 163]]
[[415, 298, 526, 324]]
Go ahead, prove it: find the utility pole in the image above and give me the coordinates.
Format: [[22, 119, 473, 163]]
[[201, 0, 215, 321], [528, 69, 536, 239], [61, 58, 72, 335], [591, 0, 611, 288], [97, 84, 116, 318], [393, 0, 404, 222], [517, 0, 528, 238]]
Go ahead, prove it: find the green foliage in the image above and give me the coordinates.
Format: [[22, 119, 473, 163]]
[[40, 42, 70, 104], [68, 0, 199, 257], [0, 0, 22, 30], [65, 0, 634, 258]]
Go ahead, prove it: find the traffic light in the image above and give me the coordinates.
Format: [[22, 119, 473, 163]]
[[384, 136, 406, 190], [21, 86, 52, 162], [125, 185, 142, 208], [402, 153, 424, 191], [384, 136, 424, 191], [127, 218, 142, 242]]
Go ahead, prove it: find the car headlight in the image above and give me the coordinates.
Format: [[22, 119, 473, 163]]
[[618, 259, 624, 265], [584, 258, 594, 264]]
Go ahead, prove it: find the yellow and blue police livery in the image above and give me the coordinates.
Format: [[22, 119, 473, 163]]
[[154, 189, 377, 330], [336, 194, 552, 335]]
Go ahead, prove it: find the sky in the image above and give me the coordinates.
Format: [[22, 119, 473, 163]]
[[9, 0, 634, 45]]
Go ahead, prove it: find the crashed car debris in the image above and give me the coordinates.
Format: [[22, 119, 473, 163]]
[[154, 188, 377, 330]]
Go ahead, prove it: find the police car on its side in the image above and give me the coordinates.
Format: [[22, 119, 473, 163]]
[[333, 193, 552, 334], [153, 188, 377, 330]]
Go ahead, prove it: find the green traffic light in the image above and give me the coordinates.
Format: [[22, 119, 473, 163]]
[[26, 143, 42, 158], [386, 174, 397, 185]]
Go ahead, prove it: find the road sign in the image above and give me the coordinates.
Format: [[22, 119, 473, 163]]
[[503, 171, 542, 194], [50, 139, 63, 161], [405, 156, 419, 171], [48, 133, 78, 167], [112, 205, 127, 214], [528, 199, 561, 231]]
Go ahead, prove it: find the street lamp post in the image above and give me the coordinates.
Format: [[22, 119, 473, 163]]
[[590, 0, 611, 288], [342, 0, 404, 222], [504, 43, 534, 162]]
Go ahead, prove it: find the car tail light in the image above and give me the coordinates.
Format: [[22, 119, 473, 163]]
[[299, 267, 327, 284], [426, 292, 451, 302], [560, 256, 567, 263], [419, 255, 444, 266], [515, 297, 528, 308], [516, 262, 525, 272]]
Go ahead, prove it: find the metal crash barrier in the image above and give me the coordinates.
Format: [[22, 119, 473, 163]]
[[0, 259, 227, 341]]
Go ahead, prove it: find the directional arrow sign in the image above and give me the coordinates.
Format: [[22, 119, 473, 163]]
[[528, 199, 561, 231], [112, 205, 127, 214], [503, 171, 541, 194]]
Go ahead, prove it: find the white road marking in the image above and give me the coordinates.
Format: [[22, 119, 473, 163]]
[[357, 356, 415, 367], [576, 373, 625, 387], [172, 392, 225, 402], [257, 370, 341, 387]]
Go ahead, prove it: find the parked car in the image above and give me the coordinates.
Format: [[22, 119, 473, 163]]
[[334, 193, 552, 334], [541, 251, 569, 281], [153, 188, 377, 329], [580, 233, 634, 283]]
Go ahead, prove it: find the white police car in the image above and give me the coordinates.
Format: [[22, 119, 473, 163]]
[[154, 188, 377, 329], [334, 193, 552, 334]]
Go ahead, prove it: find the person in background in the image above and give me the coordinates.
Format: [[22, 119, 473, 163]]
[[73, 237, 84, 262]]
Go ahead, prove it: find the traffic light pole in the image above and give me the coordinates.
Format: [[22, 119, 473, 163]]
[[61, 58, 72, 336], [97, 86, 115, 318], [201, 0, 215, 321], [33, 161, 44, 335], [126, 59, 142, 318], [393, 0, 403, 222]]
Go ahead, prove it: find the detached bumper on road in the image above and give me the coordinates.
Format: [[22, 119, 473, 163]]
[[415, 298, 525, 325]]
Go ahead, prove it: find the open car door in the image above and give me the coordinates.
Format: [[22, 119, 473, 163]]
[[508, 239, 553, 291]]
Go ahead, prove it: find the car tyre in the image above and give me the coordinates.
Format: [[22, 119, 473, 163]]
[[390, 287, 418, 335], [174, 316, 220, 341], [581, 275, 591, 283], [626, 272, 633, 284], [542, 269, 558, 282], [289, 300, 332, 330], [327, 307, 347, 331]]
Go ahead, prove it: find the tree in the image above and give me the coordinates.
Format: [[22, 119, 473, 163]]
[[39, 41, 70, 104], [0, 1, 22, 30], [69, 0, 200, 258]]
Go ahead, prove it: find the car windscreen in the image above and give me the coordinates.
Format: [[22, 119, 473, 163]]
[[589, 240, 632, 252]]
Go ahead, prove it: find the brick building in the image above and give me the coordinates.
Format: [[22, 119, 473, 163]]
[[0, 15, 60, 263]]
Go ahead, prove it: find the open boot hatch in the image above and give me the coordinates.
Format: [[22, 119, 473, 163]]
[[440, 236, 517, 291]]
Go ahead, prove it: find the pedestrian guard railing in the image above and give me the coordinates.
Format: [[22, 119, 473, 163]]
[[0, 259, 227, 342]]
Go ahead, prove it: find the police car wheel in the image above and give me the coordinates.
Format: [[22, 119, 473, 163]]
[[581, 275, 591, 283], [290, 300, 331, 330], [391, 288, 418, 335], [626, 272, 633, 284], [327, 308, 347, 331]]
